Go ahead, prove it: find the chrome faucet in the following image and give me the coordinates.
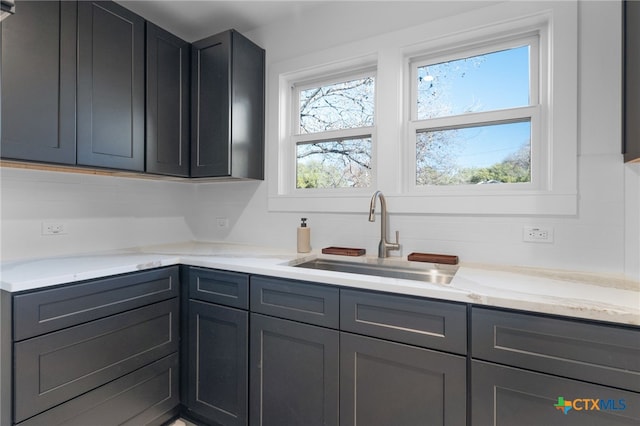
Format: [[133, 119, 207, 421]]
[[369, 190, 400, 258]]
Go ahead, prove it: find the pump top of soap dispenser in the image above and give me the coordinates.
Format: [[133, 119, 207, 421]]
[[300, 218, 308, 227]]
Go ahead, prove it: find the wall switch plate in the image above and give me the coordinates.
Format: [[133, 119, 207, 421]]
[[42, 222, 67, 236], [523, 226, 553, 243]]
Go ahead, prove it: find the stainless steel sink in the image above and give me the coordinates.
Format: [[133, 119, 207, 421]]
[[292, 258, 457, 285]]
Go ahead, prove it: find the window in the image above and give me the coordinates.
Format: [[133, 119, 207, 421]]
[[268, 1, 577, 215], [292, 72, 375, 189], [409, 36, 540, 188]]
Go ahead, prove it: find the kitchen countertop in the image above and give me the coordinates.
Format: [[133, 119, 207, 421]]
[[1, 241, 639, 326]]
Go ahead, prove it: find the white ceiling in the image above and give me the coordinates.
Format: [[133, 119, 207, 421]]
[[116, 0, 327, 42], [115, 1, 501, 44]]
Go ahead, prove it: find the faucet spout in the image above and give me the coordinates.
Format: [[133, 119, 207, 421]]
[[368, 191, 400, 258]]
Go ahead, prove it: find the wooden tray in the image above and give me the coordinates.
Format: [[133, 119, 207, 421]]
[[321, 246, 366, 256], [408, 252, 459, 265]]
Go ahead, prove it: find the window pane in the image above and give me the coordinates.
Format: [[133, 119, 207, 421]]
[[297, 138, 372, 188], [416, 121, 531, 186], [299, 77, 375, 134], [417, 45, 530, 120]]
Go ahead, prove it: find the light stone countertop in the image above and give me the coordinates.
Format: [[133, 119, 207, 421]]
[[1, 241, 638, 326]]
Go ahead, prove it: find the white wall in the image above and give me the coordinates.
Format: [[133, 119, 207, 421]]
[[189, 0, 639, 279], [0, 168, 194, 261], [1, 1, 638, 281]]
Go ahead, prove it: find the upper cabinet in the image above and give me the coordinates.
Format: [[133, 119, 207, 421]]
[[624, 0, 640, 163], [76, 1, 145, 171], [146, 22, 190, 177], [1, 0, 76, 165], [191, 30, 265, 179], [1, 1, 265, 179]]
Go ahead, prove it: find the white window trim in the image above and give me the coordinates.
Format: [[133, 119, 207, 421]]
[[405, 31, 545, 194], [267, 1, 577, 215], [291, 68, 377, 193]]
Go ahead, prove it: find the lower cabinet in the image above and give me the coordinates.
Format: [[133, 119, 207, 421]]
[[11, 266, 638, 426], [472, 361, 640, 425], [340, 332, 466, 426], [10, 267, 181, 426], [186, 300, 248, 426], [249, 313, 339, 426], [248, 275, 467, 426], [471, 307, 640, 426], [18, 354, 179, 426]]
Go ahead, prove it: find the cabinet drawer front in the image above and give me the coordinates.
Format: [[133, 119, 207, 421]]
[[188, 267, 249, 309], [341, 289, 467, 355], [14, 266, 179, 341], [341, 333, 466, 426], [14, 298, 179, 422], [250, 276, 339, 328], [472, 360, 640, 425], [18, 353, 179, 426], [472, 307, 640, 392]]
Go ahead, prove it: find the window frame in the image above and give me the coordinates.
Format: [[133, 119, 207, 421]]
[[291, 69, 377, 192], [405, 32, 545, 193], [267, 1, 578, 215]]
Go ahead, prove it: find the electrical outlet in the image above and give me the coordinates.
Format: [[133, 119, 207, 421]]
[[42, 222, 67, 236], [216, 217, 229, 228], [523, 226, 553, 243]]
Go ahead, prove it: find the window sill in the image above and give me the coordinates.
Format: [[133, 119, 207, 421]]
[[268, 192, 577, 216]]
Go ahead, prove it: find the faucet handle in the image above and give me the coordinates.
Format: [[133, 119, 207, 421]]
[[395, 230, 400, 244]]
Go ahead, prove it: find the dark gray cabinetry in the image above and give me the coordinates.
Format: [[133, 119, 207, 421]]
[[77, 1, 145, 171], [341, 288, 467, 354], [146, 22, 190, 177], [191, 30, 265, 179], [472, 307, 640, 392], [250, 275, 339, 328], [472, 361, 640, 425], [341, 332, 466, 426], [19, 354, 179, 426], [250, 276, 340, 426], [249, 276, 340, 426], [185, 267, 249, 426], [11, 267, 180, 425], [249, 277, 467, 426], [13, 266, 179, 340], [0, 0, 76, 164], [250, 313, 339, 426], [340, 289, 467, 426], [471, 307, 640, 425], [624, 0, 640, 162]]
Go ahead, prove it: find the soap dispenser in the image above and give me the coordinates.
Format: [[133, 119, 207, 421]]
[[297, 218, 311, 253]]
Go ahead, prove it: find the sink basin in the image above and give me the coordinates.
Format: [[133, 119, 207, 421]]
[[293, 258, 457, 285]]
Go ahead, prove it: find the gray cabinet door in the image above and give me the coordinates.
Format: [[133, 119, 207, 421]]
[[624, 0, 640, 162], [191, 30, 230, 177], [146, 22, 190, 177], [77, 1, 144, 171], [191, 30, 264, 178], [187, 300, 248, 426], [1, 0, 76, 164], [250, 313, 339, 426], [340, 332, 466, 426], [472, 360, 640, 426]]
